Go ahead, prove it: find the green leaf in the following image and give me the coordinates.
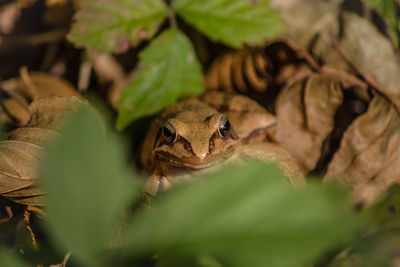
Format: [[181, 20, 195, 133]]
[[0, 249, 29, 267], [329, 227, 400, 267], [41, 106, 141, 264], [122, 161, 360, 267], [331, 186, 400, 267], [117, 28, 203, 129], [172, 0, 283, 47], [365, 0, 399, 45], [365, 184, 400, 228], [68, 0, 167, 53]]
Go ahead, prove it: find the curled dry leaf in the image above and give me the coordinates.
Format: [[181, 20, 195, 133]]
[[325, 96, 400, 204], [275, 71, 344, 172], [0, 96, 84, 206], [1, 71, 80, 126], [205, 48, 273, 94]]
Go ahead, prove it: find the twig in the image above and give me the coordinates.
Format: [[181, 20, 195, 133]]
[[278, 38, 321, 71], [77, 59, 92, 92], [20, 66, 39, 101], [87, 50, 127, 108], [168, 8, 177, 28], [0, 29, 68, 50], [24, 210, 38, 249]]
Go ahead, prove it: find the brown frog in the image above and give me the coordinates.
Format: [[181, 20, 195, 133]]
[[141, 91, 304, 196]]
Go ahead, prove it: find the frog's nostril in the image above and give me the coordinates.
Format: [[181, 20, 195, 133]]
[[198, 152, 208, 159], [191, 143, 209, 159]]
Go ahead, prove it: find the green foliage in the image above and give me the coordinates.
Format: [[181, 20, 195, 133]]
[[68, 0, 167, 52], [68, 0, 283, 128], [117, 29, 203, 129], [122, 162, 360, 267], [330, 229, 400, 267], [365, 185, 400, 228], [365, 0, 399, 45], [0, 249, 29, 267], [172, 0, 283, 47], [40, 106, 141, 264], [331, 185, 400, 267]]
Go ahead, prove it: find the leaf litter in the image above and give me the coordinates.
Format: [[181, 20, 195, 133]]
[[202, 0, 400, 204], [0, 96, 85, 206]]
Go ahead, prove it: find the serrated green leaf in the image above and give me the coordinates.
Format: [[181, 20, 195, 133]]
[[122, 161, 360, 267], [41, 106, 141, 264], [117, 28, 203, 129], [365, 0, 399, 45], [68, 0, 167, 52], [172, 0, 283, 47]]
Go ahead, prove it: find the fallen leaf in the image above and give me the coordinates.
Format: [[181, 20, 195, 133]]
[[0, 96, 84, 206], [275, 71, 344, 172], [274, 1, 400, 106], [325, 96, 400, 204], [312, 11, 400, 109], [1, 71, 80, 126]]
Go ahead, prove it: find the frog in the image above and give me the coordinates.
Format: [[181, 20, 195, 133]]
[[141, 91, 304, 196]]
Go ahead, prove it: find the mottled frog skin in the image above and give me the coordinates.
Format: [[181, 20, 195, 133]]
[[141, 91, 303, 196]]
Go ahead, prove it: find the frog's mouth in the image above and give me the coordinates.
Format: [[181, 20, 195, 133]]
[[155, 148, 235, 171]]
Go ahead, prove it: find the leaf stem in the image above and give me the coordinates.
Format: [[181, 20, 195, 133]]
[[168, 8, 177, 28]]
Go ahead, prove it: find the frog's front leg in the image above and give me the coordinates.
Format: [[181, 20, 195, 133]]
[[144, 171, 173, 197], [238, 142, 305, 186], [144, 173, 161, 197]]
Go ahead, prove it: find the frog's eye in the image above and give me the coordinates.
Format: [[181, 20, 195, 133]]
[[162, 123, 177, 145], [218, 116, 237, 140]]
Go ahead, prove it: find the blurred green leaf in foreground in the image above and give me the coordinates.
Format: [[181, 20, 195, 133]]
[[117, 29, 203, 129], [0, 248, 29, 267], [122, 162, 361, 267], [331, 185, 400, 267], [69, 0, 167, 53], [40, 106, 141, 265]]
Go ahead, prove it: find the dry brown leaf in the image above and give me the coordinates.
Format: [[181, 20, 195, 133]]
[[1, 71, 80, 126], [274, 1, 400, 105], [204, 48, 272, 94], [320, 12, 400, 109], [0, 96, 84, 206], [275, 72, 343, 172], [325, 96, 400, 204], [271, 0, 342, 46]]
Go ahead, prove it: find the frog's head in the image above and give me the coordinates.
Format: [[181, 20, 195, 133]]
[[152, 97, 239, 173]]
